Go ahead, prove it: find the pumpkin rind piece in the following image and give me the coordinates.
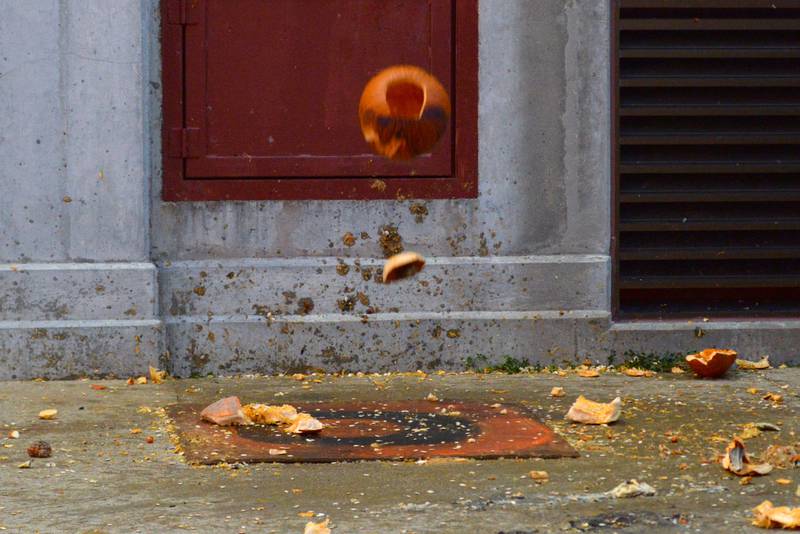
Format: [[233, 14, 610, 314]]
[[200, 396, 251, 426], [720, 438, 773, 476], [566, 395, 621, 425], [685, 348, 737, 378], [383, 251, 425, 283]]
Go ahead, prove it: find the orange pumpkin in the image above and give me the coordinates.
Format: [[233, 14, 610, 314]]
[[359, 65, 451, 160], [685, 348, 737, 378]]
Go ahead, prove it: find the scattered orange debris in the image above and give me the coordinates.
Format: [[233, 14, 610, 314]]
[[529, 470, 549, 483], [304, 518, 331, 534], [201, 397, 324, 434], [149, 366, 167, 384], [737, 356, 771, 370], [623, 368, 655, 378], [242, 404, 298, 425], [752, 500, 800, 529]]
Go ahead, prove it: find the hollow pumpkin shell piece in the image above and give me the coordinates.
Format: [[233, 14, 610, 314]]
[[286, 413, 324, 434], [383, 251, 426, 283], [566, 395, 621, 425], [685, 348, 737, 378], [200, 396, 251, 426], [721, 437, 773, 476], [359, 65, 451, 160]]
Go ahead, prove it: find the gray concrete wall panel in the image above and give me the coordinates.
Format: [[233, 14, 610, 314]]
[[0, 0, 148, 262]]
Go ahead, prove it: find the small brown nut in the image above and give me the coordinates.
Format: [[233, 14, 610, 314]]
[[27, 440, 52, 458]]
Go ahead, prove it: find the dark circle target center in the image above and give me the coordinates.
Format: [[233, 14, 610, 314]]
[[236, 409, 478, 447]]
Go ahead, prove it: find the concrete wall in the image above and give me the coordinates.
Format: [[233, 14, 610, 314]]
[[0, 0, 149, 262], [0, 0, 797, 378], [0, 0, 162, 378], [147, 0, 615, 376]]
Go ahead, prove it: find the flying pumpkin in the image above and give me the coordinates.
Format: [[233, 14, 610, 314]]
[[359, 65, 451, 160]]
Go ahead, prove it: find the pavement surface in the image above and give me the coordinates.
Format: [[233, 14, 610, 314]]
[[0, 368, 798, 533]]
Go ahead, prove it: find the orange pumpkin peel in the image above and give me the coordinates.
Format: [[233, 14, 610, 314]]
[[685, 348, 737, 378], [720, 438, 773, 477]]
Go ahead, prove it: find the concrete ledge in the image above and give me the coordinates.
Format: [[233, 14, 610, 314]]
[[0, 263, 158, 320], [159, 255, 610, 317], [0, 319, 164, 380], [165, 310, 610, 377], [606, 320, 800, 365]]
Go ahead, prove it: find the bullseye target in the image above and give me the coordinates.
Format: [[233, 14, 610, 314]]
[[169, 401, 578, 465]]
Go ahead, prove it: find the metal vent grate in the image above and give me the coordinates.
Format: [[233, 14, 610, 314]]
[[613, 0, 800, 318]]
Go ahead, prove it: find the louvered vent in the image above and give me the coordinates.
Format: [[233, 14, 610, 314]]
[[613, 0, 800, 318]]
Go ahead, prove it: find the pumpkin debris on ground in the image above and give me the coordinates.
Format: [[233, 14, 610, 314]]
[[200, 396, 250, 426], [608, 480, 656, 498], [286, 413, 324, 434], [566, 396, 621, 425], [752, 500, 800, 529], [685, 348, 737, 378], [304, 518, 331, 534], [763, 444, 800, 468], [149, 366, 168, 384], [200, 397, 323, 434], [737, 356, 771, 370], [721, 438, 773, 476], [529, 470, 549, 483], [38, 409, 57, 420], [242, 404, 298, 425], [623, 368, 655, 377]]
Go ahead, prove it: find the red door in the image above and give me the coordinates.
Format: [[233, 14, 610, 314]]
[[162, 0, 477, 201]]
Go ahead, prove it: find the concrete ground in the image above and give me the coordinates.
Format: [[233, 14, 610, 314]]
[[0, 368, 797, 533]]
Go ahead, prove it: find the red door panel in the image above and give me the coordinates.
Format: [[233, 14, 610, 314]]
[[162, 0, 477, 201]]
